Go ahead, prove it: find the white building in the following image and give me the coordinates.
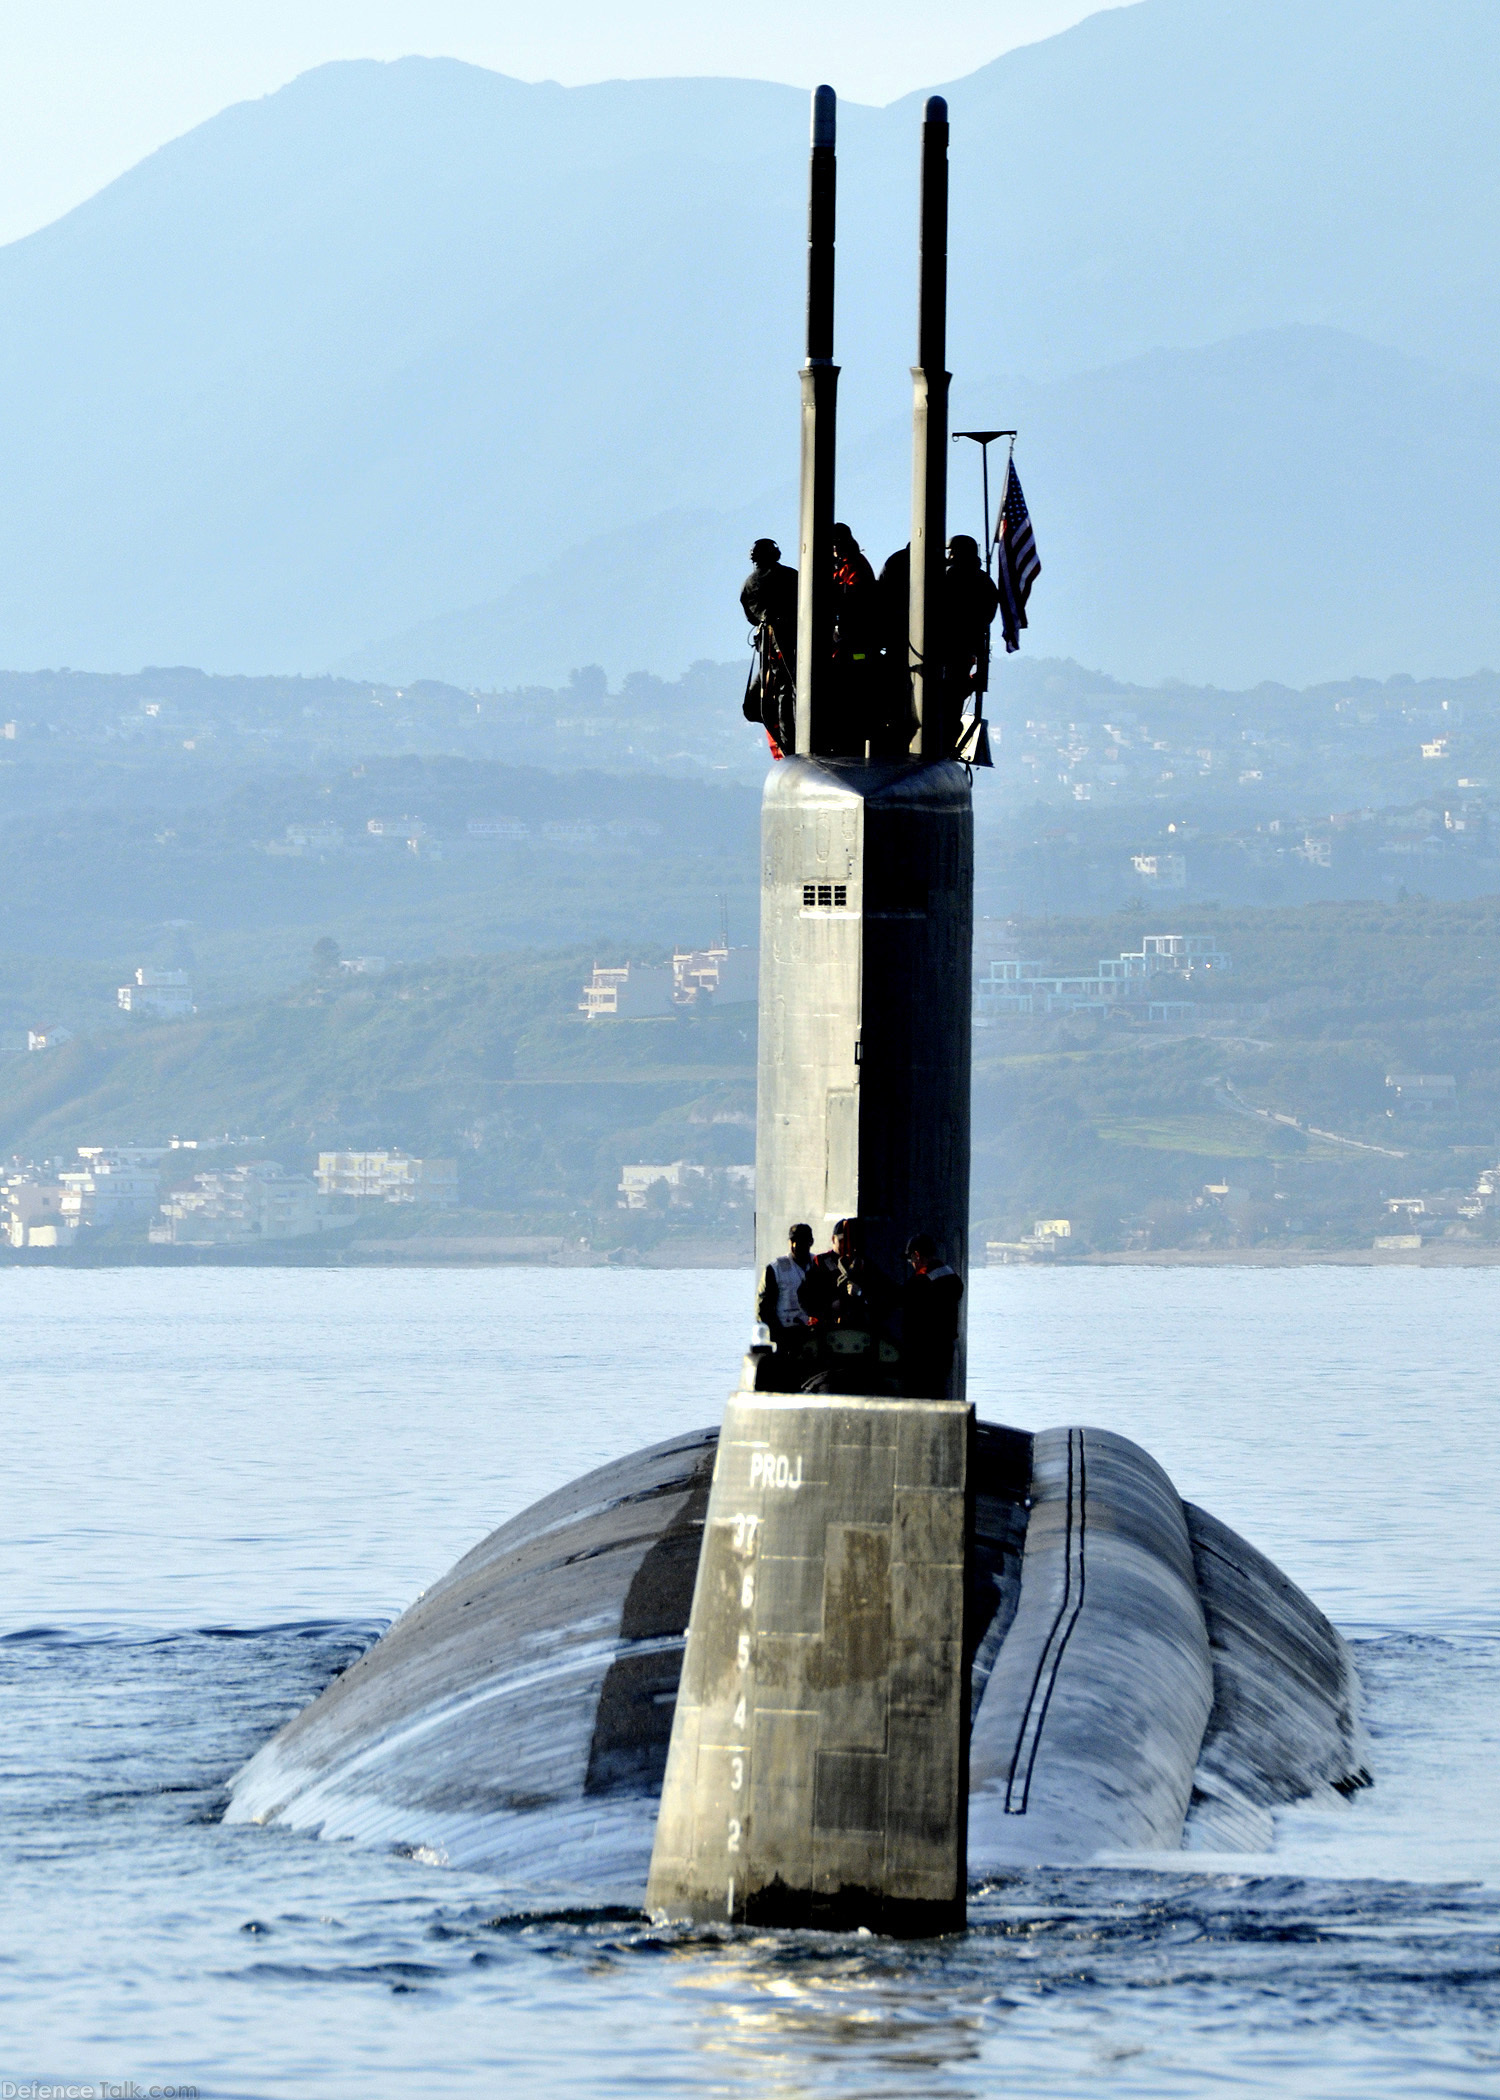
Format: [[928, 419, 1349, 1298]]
[[152, 1162, 349, 1245], [1131, 852, 1187, 889], [974, 933, 1230, 1021], [673, 944, 758, 1006], [26, 1024, 73, 1052], [1386, 1073, 1456, 1113], [268, 823, 344, 855], [315, 1151, 458, 1204], [117, 968, 194, 1017], [984, 1219, 1072, 1263], [3, 1175, 68, 1247], [60, 1147, 168, 1230], [582, 945, 757, 1019], [619, 1161, 699, 1208], [616, 1160, 753, 1210], [467, 818, 531, 840], [580, 961, 676, 1019]]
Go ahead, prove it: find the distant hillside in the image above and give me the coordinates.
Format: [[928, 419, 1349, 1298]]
[[0, 956, 759, 1233], [8, 900, 1500, 1257], [0, 0, 1497, 682], [972, 896, 1500, 1250], [352, 328, 1500, 690], [9, 655, 1500, 1028]]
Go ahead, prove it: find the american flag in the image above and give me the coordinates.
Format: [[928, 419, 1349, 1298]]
[[993, 457, 1041, 653]]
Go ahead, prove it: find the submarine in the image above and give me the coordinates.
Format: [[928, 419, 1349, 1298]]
[[227, 91, 1368, 1930]]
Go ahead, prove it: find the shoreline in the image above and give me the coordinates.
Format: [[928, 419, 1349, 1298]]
[[0, 1239, 751, 1270], [4, 1243, 1500, 1271], [1077, 1246, 1500, 1267]]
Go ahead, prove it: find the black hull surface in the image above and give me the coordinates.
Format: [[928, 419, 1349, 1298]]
[[226, 1422, 1367, 1893]]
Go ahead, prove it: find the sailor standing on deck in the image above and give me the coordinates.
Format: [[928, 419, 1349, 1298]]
[[797, 1218, 898, 1392], [944, 534, 999, 713], [758, 1222, 815, 1341], [900, 1233, 964, 1398], [756, 1221, 817, 1389], [741, 538, 798, 755], [873, 542, 914, 756], [829, 523, 881, 752]]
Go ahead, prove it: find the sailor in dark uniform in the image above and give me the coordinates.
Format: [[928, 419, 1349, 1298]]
[[900, 1232, 964, 1398], [740, 538, 798, 755], [829, 522, 880, 753], [798, 1217, 897, 1393], [944, 534, 999, 713], [873, 542, 914, 756]]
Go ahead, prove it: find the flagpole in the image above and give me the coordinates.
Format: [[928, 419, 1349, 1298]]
[[994, 435, 1016, 569], [981, 446, 991, 580], [951, 429, 1014, 767], [953, 429, 1016, 576]]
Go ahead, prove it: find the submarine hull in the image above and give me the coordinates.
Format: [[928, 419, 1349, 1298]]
[[226, 1420, 1367, 1891]]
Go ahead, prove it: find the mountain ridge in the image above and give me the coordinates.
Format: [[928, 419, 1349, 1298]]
[[0, 1, 1494, 680], [345, 325, 1500, 691]]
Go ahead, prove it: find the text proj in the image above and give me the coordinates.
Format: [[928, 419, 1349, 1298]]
[[748, 1449, 804, 1492]]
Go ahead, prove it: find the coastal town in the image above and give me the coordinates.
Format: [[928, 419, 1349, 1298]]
[[8, 917, 1498, 1262]]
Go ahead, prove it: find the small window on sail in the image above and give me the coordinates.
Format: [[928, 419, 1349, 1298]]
[[802, 884, 848, 909]]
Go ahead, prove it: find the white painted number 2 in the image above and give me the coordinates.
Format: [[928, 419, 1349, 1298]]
[[727, 1818, 742, 1853]]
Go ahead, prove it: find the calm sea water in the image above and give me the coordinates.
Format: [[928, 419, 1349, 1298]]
[[4, 1264, 1500, 2098]]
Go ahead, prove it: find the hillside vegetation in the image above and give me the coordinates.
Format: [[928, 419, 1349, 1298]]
[[0, 955, 756, 1243], [7, 899, 1500, 1255], [973, 899, 1500, 1250]]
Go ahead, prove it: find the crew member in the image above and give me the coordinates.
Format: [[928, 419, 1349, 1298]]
[[829, 523, 880, 753], [740, 538, 798, 755], [798, 1217, 896, 1392], [944, 534, 999, 714], [874, 543, 913, 756], [758, 1222, 815, 1357], [900, 1233, 964, 1398]]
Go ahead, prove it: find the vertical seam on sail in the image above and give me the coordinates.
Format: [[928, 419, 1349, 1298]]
[[1004, 1429, 1088, 1814]]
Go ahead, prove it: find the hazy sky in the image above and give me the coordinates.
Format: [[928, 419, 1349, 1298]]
[[0, 0, 1129, 246]]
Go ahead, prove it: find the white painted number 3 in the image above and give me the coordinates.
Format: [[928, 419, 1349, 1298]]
[[730, 1755, 744, 1792]]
